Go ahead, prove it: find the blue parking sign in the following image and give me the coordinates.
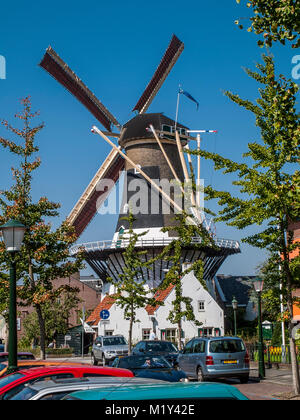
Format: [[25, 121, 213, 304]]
[[100, 309, 110, 320]]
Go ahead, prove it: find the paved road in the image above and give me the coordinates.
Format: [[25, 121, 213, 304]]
[[52, 356, 297, 400]]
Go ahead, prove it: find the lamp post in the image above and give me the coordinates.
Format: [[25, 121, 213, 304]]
[[0, 219, 26, 374], [251, 277, 265, 379], [232, 296, 238, 336]]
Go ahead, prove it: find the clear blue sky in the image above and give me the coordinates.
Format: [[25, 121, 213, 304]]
[[0, 0, 298, 276]]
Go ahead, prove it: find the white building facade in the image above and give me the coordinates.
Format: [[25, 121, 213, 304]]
[[87, 271, 224, 344]]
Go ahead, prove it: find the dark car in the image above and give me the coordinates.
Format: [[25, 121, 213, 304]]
[[111, 355, 187, 382], [132, 340, 179, 366], [0, 352, 35, 363]]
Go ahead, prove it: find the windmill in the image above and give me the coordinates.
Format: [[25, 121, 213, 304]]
[[39, 35, 240, 287]]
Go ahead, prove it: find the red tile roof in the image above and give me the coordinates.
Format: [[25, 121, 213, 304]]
[[145, 284, 175, 315], [86, 294, 117, 326]]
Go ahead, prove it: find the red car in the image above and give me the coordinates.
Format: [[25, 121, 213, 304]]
[[0, 365, 134, 400]]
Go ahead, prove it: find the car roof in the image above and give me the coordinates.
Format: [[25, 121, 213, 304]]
[[97, 335, 125, 338], [137, 340, 173, 344], [193, 336, 244, 341], [68, 382, 249, 400], [27, 376, 167, 392], [16, 365, 134, 377], [0, 361, 133, 377]]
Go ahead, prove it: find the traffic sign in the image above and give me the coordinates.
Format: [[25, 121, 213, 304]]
[[100, 309, 110, 320]]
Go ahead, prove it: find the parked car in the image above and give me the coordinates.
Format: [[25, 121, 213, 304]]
[[0, 358, 133, 378], [91, 335, 128, 366], [65, 381, 249, 401], [0, 352, 35, 363], [111, 355, 187, 382], [132, 340, 179, 366], [0, 365, 134, 400], [6, 376, 166, 400], [177, 336, 250, 383], [0, 360, 96, 378]]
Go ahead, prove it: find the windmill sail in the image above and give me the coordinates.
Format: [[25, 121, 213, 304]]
[[40, 46, 121, 132], [132, 35, 184, 114], [68, 148, 125, 237]]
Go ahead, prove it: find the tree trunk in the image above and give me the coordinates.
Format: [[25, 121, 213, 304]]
[[289, 332, 300, 395], [281, 224, 300, 395], [177, 320, 182, 351], [28, 258, 46, 359], [35, 304, 46, 359], [128, 317, 133, 355]]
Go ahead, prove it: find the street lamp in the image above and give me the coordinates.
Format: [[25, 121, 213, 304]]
[[232, 296, 238, 336], [0, 219, 26, 374], [251, 276, 265, 379]]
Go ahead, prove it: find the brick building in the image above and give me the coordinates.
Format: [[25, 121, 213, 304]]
[[16, 273, 101, 341]]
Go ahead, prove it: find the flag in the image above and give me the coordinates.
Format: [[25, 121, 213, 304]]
[[179, 88, 199, 110]]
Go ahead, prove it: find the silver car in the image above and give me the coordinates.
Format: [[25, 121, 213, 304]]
[[178, 337, 250, 383], [91, 335, 128, 365], [8, 377, 168, 400]]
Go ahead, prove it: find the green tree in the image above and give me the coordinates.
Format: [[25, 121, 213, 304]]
[[0, 97, 84, 359], [22, 284, 82, 347], [157, 211, 216, 350], [192, 55, 300, 393], [110, 212, 157, 353], [236, 0, 300, 48]]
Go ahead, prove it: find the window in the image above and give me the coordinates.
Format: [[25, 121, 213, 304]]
[[102, 336, 127, 346], [95, 337, 102, 345], [105, 330, 114, 336], [142, 329, 150, 340], [193, 340, 205, 353], [162, 124, 172, 133], [198, 301, 205, 312], [165, 329, 177, 343], [198, 328, 213, 337], [209, 339, 245, 354], [203, 328, 213, 337], [2, 374, 74, 400], [182, 262, 192, 272], [145, 342, 178, 353], [183, 340, 194, 354]]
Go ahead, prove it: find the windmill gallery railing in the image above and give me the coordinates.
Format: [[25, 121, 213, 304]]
[[70, 237, 240, 256]]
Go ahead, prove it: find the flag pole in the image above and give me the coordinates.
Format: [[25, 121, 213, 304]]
[[175, 85, 181, 131]]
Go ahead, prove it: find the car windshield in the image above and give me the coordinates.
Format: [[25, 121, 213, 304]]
[[118, 356, 171, 369], [102, 337, 127, 346], [0, 372, 25, 388], [145, 342, 178, 353], [9, 385, 38, 400], [0, 362, 7, 371], [209, 340, 245, 353]]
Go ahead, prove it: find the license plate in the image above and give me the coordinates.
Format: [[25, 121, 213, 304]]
[[223, 360, 237, 364]]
